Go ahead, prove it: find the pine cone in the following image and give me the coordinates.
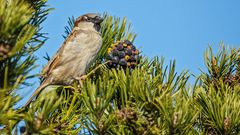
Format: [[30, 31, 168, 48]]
[[224, 117, 231, 131], [0, 43, 11, 59], [106, 40, 140, 70], [116, 107, 138, 122], [223, 74, 236, 86]]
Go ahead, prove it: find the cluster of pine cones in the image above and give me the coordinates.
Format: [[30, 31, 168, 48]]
[[106, 40, 140, 70]]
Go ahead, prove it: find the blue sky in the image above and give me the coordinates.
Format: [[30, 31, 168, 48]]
[[20, 0, 240, 102]]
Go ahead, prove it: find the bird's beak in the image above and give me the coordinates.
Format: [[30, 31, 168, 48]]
[[94, 16, 103, 25]]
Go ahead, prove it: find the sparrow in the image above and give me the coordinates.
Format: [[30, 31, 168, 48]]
[[24, 13, 103, 107]]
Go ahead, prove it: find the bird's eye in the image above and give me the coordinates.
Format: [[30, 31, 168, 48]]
[[84, 16, 91, 22]]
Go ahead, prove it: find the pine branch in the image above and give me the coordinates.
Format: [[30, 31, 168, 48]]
[[0, 0, 51, 133]]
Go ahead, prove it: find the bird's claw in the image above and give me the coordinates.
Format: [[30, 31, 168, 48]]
[[75, 75, 87, 88]]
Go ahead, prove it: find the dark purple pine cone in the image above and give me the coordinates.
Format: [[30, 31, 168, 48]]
[[106, 40, 140, 70]]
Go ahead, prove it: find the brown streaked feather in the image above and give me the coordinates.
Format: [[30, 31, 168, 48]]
[[41, 47, 62, 81]]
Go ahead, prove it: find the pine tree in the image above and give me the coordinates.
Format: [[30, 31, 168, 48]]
[[0, 0, 240, 134], [0, 0, 51, 134]]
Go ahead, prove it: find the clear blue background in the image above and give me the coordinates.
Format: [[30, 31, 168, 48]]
[[19, 0, 240, 103]]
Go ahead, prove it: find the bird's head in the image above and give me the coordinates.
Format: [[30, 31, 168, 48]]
[[74, 13, 103, 32]]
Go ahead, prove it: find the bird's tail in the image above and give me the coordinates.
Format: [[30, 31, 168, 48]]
[[23, 83, 49, 108]]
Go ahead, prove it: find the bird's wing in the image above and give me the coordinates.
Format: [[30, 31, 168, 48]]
[[41, 29, 81, 80], [41, 46, 63, 80]]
